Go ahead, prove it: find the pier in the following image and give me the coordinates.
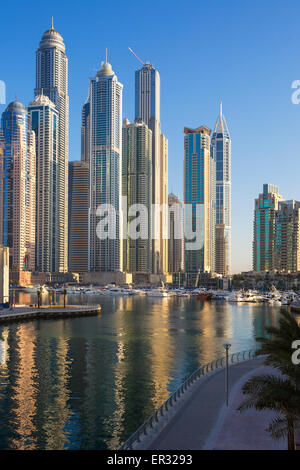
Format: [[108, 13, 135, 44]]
[[0, 305, 101, 324]]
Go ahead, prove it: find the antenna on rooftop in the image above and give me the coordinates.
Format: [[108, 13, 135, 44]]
[[128, 47, 145, 66]]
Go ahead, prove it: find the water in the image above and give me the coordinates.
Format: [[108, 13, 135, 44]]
[[0, 293, 282, 449]]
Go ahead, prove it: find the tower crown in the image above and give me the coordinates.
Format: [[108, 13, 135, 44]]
[[5, 100, 26, 113], [39, 20, 65, 51]]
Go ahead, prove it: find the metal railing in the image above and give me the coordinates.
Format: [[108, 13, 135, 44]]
[[119, 349, 257, 450]]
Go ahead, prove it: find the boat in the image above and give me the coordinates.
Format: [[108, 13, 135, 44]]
[[147, 288, 169, 297], [196, 293, 212, 301]]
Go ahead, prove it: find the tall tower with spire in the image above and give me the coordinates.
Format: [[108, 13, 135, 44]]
[[88, 58, 123, 272], [35, 20, 69, 272], [211, 103, 231, 276]]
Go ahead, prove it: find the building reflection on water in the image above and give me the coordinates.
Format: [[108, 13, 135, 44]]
[[0, 294, 282, 450]]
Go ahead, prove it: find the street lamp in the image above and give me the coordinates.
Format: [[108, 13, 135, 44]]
[[223, 343, 231, 406]]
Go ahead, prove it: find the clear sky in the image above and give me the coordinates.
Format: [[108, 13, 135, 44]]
[[1, 0, 300, 273]]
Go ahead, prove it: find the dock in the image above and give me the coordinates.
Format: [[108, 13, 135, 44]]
[[0, 305, 101, 324]]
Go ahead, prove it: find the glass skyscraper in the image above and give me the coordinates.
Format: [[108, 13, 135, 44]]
[[211, 103, 231, 276], [35, 22, 69, 272], [28, 94, 58, 272], [184, 126, 215, 274], [0, 101, 36, 271], [88, 60, 123, 272]]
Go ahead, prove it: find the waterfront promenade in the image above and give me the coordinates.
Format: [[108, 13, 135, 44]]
[[0, 305, 101, 323], [137, 358, 286, 450]]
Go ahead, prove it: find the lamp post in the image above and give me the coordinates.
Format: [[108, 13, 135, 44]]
[[223, 343, 231, 406]]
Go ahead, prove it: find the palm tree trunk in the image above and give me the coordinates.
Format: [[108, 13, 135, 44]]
[[287, 417, 295, 450]]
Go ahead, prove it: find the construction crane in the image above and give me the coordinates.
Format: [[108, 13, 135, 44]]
[[128, 47, 145, 66], [195, 270, 200, 288]]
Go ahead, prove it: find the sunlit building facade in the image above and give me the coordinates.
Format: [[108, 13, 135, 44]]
[[184, 126, 215, 274], [211, 103, 231, 276], [0, 101, 36, 271], [122, 118, 152, 273], [135, 63, 168, 273], [253, 184, 284, 271], [35, 22, 69, 272], [68, 161, 89, 272], [88, 60, 123, 272]]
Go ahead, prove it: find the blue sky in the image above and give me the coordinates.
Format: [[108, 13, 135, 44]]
[[1, 0, 300, 273]]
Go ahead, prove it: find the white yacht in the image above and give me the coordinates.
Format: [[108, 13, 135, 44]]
[[147, 288, 169, 298]]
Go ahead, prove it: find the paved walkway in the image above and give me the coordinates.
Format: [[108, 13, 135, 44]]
[[146, 357, 286, 450]]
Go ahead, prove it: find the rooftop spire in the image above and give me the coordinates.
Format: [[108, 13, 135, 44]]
[[51, 16, 54, 29], [105, 48, 107, 63], [213, 102, 230, 137]]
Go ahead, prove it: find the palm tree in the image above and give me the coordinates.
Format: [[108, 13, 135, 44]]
[[238, 310, 300, 450], [256, 309, 300, 384], [237, 374, 300, 450]]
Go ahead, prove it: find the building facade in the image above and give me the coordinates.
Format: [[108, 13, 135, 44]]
[[253, 184, 284, 271], [135, 63, 168, 273], [184, 126, 215, 274], [28, 94, 59, 272], [88, 60, 123, 272], [122, 118, 152, 273], [211, 103, 231, 276], [0, 245, 9, 304], [81, 99, 90, 163], [0, 101, 36, 271], [68, 161, 89, 272], [168, 193, 182, 273], [35, 22, 69, 272], [275, 200, 300, 272]]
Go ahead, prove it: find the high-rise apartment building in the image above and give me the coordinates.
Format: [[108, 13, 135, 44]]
[[0, 101, 36, 271], [122, 118, 152, 273], [135, 63, 168, 273], [88, 60, 123, 272], [275, 200, 300, 272], [168, 193, 182, 273], [28, 94, 59, 272], [68, 161, 89, 272], [35, 21, 69, 272], [211, 103, 231, 276], [184, 126, 215, 273], [253, 184, 284, 271]]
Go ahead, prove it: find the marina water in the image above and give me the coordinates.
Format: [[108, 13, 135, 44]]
[[0, 293, 283, 449]]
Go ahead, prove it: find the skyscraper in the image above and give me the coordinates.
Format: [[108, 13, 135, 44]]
[[35, 21, 69, 272], [184, 126, 215, 274], [0, 101, 36, 271], [253, 184, 284, 272], [122, 118, 152, 273], [68, 161, 89, 272], [135, 63, 168, 273], [275, 200, 300, 272], [168, 193, 183, 273], [28, 94, 59, 272], [211, 103, 231, 276], [88, 59, 123, 272]]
